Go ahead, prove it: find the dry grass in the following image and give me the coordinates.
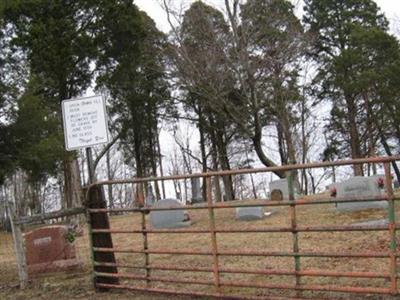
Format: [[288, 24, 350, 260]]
[[1, 194, 400, 300]]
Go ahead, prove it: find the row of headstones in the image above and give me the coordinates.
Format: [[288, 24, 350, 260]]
[[150, 175, 394, 227]]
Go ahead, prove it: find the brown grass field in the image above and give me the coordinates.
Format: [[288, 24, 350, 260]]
[[1, 194, 400, 300]]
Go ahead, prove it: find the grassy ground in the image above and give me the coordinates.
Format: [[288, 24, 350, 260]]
[[1, 194, 400, 299]]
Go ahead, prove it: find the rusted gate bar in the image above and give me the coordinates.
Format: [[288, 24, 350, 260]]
[[141, 207, 150, 286], [95, 271, 395, 295], [94, 262, 391, 278], [287, 170, 301, 295], [93, 246, 398, 257], [90, 156, 400, 186], [219, 281, 394, 294], [206, 175, 221, 292], [95, 283, 308, 300], [91, 223, 400, 234], [384, 162, 398, 293], [87, 194, 395, 212]]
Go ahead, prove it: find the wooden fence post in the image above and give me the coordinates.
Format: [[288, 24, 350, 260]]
[[86, 185, 119, 290], [7, 202, 28, 289]]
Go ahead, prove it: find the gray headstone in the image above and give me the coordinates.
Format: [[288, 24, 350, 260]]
[[150, 198, 191, 229], [191, 177, 203, 204], [145, 185, 155, 207], [235, 206, 264, 220], [336, 176, 388, 212], [269, 179, 299, 200]]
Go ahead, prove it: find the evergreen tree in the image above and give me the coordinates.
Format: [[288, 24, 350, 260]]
[[96, 3, 169, 183], [5, 0, 97, 211], [304, 0, 398, 175]]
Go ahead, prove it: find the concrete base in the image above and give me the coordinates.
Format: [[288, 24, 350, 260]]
[[27, 258, 83, 276]]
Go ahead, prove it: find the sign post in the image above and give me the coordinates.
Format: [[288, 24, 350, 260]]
[[62, 95, 110, 182], [61, 95, 118, 289]]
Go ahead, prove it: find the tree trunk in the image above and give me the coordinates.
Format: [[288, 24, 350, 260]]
[[106, 150, 114, 209], [156, 132, 166, 199], [379, 133, 400, 184], [346, 97, 364, 176], [277, 123, 288, 165], [210, 140, 222, 202], [197, 104, 208, 201], [209, 115, 234, 201], [133, 122, 144, 178], [63, 155, 83, 224], [253, 112, 286, 178], [146, 105, 161, 200]]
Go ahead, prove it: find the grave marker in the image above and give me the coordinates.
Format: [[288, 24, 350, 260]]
[[235, 206, 264, 220], [24, 225, 82, 275], [150, 199, 191, 229], [191, 177, 203, 204], [269, 179, 299, 200], [336, 176, 388, 211]]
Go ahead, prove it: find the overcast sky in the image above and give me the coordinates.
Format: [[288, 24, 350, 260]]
[[135, 0, 400, 34]]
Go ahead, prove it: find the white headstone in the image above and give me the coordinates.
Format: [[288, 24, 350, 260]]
[[191, 177, 203, 204], [336, 176, 388, 211], [145, 186, 155, 207], [269, 179, 299, 200]]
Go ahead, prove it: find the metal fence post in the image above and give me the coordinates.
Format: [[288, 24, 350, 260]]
[[7, 202, 28, 289], [287, 171, 301, 294], [206, 176, 221, 292], [141, 208, 150, 286], [384, 163, 397, 294]]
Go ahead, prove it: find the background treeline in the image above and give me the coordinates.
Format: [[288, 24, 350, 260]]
[[1, 0, 400, 222]]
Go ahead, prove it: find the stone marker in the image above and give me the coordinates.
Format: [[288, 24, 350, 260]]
[[269, 179, 299, 200], [150, 198, 191, 229], [145, 185, 155, 207], [235, 206, 264, 220], [270, 189, 283, 201], [335, 176, 388, 211], [191, 177, 203, 204], [25, 225, 82, 275]]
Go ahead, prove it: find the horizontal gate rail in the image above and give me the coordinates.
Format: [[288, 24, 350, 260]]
[[95, 272, 395, 295], [96, 283, 308, 300], [89, 156, 400, 186], [87, 195, 394, 213], [91, 223, 400, 234], [93, 247, 399, 258], [87, 156, 400, 299], [94, 262, 391, 278]]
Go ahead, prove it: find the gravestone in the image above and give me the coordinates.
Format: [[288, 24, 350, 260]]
[[335, 176, 388, 212], [191, 177, 203, 204], [145, 185, 155, 207], [235, 206, 264, 220], [25, 225, 82, 275], [269, 179, 299, 200], [270, 189, 283, 201], [149, 198, 191, 229]]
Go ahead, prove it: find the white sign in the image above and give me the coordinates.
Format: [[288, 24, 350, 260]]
[[62, 95, 110, 151]]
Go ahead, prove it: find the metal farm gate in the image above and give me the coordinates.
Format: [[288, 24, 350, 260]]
[[86, 157, 400, 299]]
